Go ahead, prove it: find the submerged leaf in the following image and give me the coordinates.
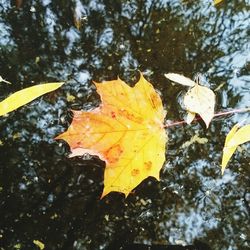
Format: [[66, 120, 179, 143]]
[[221, 124, 250, 174], [0, 82, 64, 117], [183, 84, 215, 128], [33, 240, 45, 250], [56, 73, 167, 198], [181, 134, 208, 148]]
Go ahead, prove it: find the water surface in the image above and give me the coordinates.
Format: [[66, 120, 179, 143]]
[[0, 1, 249, 249]]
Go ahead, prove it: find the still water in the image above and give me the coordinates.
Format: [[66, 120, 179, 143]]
[[0, 1, 249, 249]]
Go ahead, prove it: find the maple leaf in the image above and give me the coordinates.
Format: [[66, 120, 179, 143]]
[[56, 73, 167, 197], [165, 73, 215, 127], [221, 123, 250, 174]]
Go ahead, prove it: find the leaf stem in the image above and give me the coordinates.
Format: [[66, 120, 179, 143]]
[[165, 107, 250, 128]]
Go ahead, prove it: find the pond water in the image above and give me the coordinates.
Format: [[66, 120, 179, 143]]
[[0, 1, 249, 249]]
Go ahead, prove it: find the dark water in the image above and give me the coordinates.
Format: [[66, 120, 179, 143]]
[[0, 1, 249, 249]]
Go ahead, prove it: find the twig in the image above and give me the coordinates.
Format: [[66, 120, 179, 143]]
[[165, 107, 250, 128]]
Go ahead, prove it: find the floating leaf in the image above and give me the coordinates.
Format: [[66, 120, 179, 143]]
[[56, 73, 167, 198], [214, 0, 224, 6], [0, 82, 64, 117], [66, 92, 76, 102], [221, 124, 250, 174], [33, 240, 45, 250], [164, 73, 195, 87], [227, 124, 250, 147], [165, 73, 215, 127], [183, 83, 215, 128], [14, 243, 21, 249]]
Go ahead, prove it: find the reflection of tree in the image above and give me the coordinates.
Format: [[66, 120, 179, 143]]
[[0, 0, 249, 249]]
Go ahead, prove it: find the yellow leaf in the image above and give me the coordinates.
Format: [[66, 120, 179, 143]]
[[33, 240, 45, 250], [183, 84, 215, 128], [74, 13, 82, 30], [227, 124, 250, 147], [221, 124, 250, 174], [0, 82, 64, 117], [66, 92, 76, 102], [181, 134, 208, 148], [164, 73, 195, 87], [14, 243, 21, 249], [13, 132, 21, 140], [56, 73, 167, 198], [214, 0, 224, 6]]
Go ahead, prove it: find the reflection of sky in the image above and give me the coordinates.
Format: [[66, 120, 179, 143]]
[[162, 159, 237, 245], [0, 1, 249, 248], [0, 22, 14, 46]]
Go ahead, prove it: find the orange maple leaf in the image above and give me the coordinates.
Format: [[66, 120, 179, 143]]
[[56, 73, 167, 197]]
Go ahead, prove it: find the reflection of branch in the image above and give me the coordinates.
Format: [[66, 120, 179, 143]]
[[138, 0, 156, 37], [243, 190, 250, 216], [165, 107, 250, 128], [211, 7, 227, 48]]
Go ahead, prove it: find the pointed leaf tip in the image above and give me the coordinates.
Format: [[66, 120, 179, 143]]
[[221, 123, 250, 174]]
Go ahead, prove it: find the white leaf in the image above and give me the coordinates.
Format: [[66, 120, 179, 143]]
[[164, 73, 195, 87], [183, 84, 215, 128]]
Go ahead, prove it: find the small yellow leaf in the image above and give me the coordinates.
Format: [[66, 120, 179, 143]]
[[33, 240, 45, 250], [214, 0, 224, 6], [13, 132, 21, 140], [221, 124, 250, 174], [66, 92, 76, 102], [181, 134, 208, 148], [14, 243, 21, 249], [186, 111, 196, 124], [74, 14, 81, 30], [183, 84, 215, 128], [0, 82, 64, 117]]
